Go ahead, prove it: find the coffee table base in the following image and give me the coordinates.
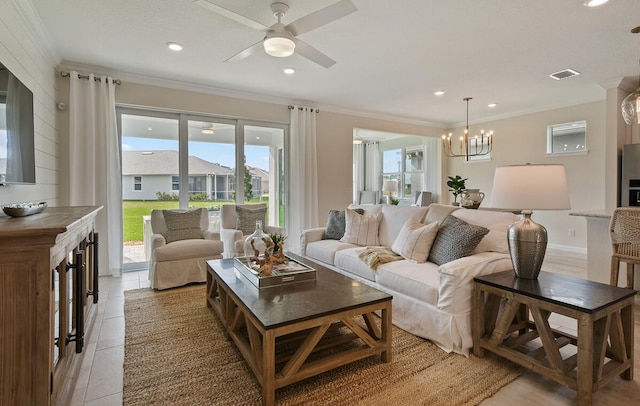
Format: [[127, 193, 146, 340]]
[[206, 272, 392, 406]]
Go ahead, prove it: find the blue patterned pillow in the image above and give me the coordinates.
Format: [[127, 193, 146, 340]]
[[427, 215, 489, 265]]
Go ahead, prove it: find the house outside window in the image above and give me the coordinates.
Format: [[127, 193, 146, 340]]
[[171, 176, 179, 191], [133, 176, 142, 191], [382, 147, 423, 199]]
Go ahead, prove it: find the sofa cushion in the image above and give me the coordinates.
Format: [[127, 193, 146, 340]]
[[152, 238, 220, 262], [391, 219, 439, 263], [378, 205, 429, 247], [428, 215, 489, 265], [323, 208, 364, 240], [375, 260, 440, 306], [334, 248, 378, 281], [235, 205, 267, 235], [451, 209, 516, 254], [340, 208, 382, 246], [424, 204, 460, 225], [161, 209, 204, 243], [306, 240, 358, 266]]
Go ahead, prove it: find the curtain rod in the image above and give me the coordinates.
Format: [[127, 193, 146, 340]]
[[288, 105, 319, 113], [60, 71, 121, 85]]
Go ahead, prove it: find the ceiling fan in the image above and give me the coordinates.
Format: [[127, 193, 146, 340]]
[[194, 0, 357, 68]]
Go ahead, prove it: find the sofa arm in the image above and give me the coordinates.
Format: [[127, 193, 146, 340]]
[[264, 225, 286, 236], [299, 227, 326, 256], [220, 228, 243, 258], [203, 230, 221, 240], [436, 252, 513, 315], [150, 233, 167, 254]]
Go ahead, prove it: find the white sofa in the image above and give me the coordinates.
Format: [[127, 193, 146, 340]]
[[300, 203, 518, 356]]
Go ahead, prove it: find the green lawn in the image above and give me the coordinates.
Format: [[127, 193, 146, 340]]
[[122, 199, 278, 242]]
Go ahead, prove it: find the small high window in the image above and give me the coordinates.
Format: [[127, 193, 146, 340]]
[[547, 121, 587, 156]]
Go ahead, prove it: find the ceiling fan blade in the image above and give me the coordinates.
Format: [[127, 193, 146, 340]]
[[285, 0, 357, 37], [225, 41, 264, 63], [294, 39, 336, 68], [193, 0, 268, 31]]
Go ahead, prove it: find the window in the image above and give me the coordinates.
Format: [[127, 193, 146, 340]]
[[171, 176, 179, 191], [468, 137, 491, 161], [382, 147, 423, 199], [547, 121, 587, 155], [133, 176, 142, 191]]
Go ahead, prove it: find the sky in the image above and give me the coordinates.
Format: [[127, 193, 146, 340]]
[[122, 137, 270, 170]]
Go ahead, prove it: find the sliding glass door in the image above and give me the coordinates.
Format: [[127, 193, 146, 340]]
[[118, 108, 287, 270]]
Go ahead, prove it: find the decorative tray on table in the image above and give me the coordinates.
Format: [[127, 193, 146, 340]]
[[233, 254, 316, 289]]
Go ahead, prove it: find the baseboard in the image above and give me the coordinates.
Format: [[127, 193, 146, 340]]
[[547, 243, 587, 255]]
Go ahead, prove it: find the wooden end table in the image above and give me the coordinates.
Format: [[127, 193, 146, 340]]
[[206, 254, 392, 406], [473, 271, 635, 406]]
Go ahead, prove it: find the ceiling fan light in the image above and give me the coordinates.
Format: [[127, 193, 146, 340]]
[[264, 34, 295, 57]]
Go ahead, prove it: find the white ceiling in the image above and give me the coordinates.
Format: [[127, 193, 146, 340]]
[[29, 0, 640, 126]]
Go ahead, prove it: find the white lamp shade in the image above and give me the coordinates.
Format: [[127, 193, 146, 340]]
[[264, 35, 295, 57], [489, 164, 571, 210], [382, 179, 398, 193]]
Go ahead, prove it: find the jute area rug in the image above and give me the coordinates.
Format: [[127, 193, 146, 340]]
[[123, 285, 521, 405]]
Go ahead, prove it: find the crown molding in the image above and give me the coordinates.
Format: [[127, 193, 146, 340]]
[[13, 0, 60, 66], [57, 61, 449, 129]]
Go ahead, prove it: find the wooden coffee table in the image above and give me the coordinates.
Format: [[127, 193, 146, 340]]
[[205, 254, 392, 406], [473, 271, 635, 406]]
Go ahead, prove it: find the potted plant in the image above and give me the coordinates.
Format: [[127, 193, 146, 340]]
[[447, 175, 468, 206], [269, 233, 287, 253]]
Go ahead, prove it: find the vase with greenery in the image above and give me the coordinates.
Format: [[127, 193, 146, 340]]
[[447, 175, 468, 205]]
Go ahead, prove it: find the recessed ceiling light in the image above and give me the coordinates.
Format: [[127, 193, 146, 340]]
[[434, 90, 445, 96], [283, 67, 295, 75], [167, 42, 183, 51], [583, 0, 609, 7], [201, 129, 214, 135], [147, 127, 153, 131], [488, 103, 497, 108]]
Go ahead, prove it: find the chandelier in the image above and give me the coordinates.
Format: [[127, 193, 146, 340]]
[[442, 97, 493, 161], [622, 26, 640, 126]]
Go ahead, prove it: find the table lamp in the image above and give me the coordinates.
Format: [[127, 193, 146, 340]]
[[489, 164, 571, 279], [382, 179, 398, 205]]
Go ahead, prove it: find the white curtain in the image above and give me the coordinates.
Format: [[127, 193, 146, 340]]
[[69, 71, 122, 276], [289, 106, 318, 250], [353, 143, 364, 203], [364, 142, 380, 192], [423, 137, 441, 202]]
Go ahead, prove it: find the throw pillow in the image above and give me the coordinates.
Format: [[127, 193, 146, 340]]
[[427, 215, 489, 265], [236, 205, 267, 235], [391, 218, 439, 263], [323, 208, 364, 240], [340, 208, 382, 246], [161, 209, 204, 243]]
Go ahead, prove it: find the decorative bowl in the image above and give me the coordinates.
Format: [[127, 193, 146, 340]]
[[2, 201, 48, 217]]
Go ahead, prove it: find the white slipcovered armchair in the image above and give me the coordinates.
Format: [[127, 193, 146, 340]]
[[149, 208, 223, 289], [220, 203, 286, 258]]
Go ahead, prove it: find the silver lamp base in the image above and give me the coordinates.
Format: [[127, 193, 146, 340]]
[[507, 210, 548, 280]]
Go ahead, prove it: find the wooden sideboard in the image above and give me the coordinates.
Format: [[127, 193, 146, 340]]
[[0, 206, 102, 405]]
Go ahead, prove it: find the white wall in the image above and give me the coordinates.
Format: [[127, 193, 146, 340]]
[[444, 101, 607, 251], [0, 0, 60, 206]]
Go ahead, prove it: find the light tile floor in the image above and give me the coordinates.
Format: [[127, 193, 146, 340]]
[[72, 249, 640, 405]]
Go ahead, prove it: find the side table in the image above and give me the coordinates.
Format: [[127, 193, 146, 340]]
[[473, 271, 635, 406]]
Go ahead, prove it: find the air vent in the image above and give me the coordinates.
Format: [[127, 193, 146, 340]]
[[549, 69, 580, 80]]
